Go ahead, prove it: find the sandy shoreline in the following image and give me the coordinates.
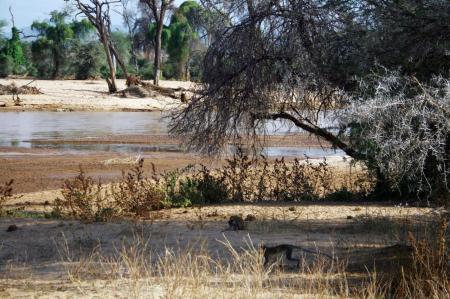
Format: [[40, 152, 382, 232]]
[[0, 78, 192, 111]]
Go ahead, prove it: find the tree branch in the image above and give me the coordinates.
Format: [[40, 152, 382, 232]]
[[254, 111, 364, 160]]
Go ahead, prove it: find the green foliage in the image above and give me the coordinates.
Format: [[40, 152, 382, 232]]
[[31, 10, 94, 78], [169, 21, 193, 53], [31, 38, 53, 78], [73, 42, 103, 79], [0, 54, 13, 78], [195, 166, 228, 204], [160, 169, 193, 207], [158, 164, 228, 206], [148, 23, 171, 50], [137, 60, 154, 80], [0, 26, 27, 76], [165, 1, 204, 80]]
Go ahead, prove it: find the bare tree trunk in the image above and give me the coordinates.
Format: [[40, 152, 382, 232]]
[[52, 47, 60, 79], [102, 37, 117, 92], [140, 0, 175, 86], [74, 0, 129, 93], [109, 44, 129, 79], [154, 22, 163, 86]]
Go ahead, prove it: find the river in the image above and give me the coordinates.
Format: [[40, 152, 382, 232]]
[[0, 111, 343, 158]]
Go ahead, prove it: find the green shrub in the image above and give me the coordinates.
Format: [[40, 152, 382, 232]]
[[0, 54, 13, 77], [138, 64, 154, 80], [195, 165, 228, 204], [74, 42, 102, 79]]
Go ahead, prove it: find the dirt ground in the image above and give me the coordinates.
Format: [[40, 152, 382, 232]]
[[0, 79, 192, 111], [0, 201, 439, 298], [0, 132, 331, 194]]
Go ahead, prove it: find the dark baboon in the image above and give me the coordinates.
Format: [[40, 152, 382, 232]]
[[227, 215, 245, 231], [261, 244, 332, 267]]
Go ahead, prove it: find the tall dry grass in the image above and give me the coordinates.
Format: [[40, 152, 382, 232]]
[[55, 225, 449, 299]]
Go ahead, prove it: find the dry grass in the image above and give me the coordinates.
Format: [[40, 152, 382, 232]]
[[48, 219, 448, 299]]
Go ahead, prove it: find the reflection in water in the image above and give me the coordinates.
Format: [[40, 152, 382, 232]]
[[0, 112, 343, 158], [0, 111, 169, 147], [31, 143, 184, 153]]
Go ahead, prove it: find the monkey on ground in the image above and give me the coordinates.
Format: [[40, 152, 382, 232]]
[[261, 244, 333, 267], [225, 215, 245, 231]]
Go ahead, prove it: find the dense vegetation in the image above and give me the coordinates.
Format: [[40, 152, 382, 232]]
[[0, 1, 207, 81]]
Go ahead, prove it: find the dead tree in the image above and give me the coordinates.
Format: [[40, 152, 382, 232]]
[[139, 0, 175, 86], [72, 0, 130, 92]]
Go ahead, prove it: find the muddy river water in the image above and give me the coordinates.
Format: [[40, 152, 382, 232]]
[[0, 111, 343, 158]]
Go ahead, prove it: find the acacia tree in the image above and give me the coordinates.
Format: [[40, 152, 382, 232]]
[[0, 8, 26, 77], [140, 0, 175, 86], [31, 11, 92, 79], [73, 0, 130, 92], [170, 0, 450, 201], [167, 1, 204, 80]]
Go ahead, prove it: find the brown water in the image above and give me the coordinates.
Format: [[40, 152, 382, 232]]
[[0, 112, 343, 158]]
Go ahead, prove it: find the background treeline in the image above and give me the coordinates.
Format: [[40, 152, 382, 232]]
[[0, 1, 207, 81]]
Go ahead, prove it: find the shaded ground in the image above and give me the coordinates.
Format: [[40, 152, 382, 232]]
[[0, 203, 439, 298]]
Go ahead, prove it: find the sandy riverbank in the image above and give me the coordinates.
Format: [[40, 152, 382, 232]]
[[0, 79, 192, 111]]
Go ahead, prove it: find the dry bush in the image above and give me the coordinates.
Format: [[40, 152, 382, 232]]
[[0, 179, 14, 216], [54, 167, 116, 222], [222, 148, 253, 201], [111, 159, 165, 217], [218, 150, 373, 202], [53, 155, 373, 222], [0, 83, 42, 95]]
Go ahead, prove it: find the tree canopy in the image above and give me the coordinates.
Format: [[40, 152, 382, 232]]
[[170, 0, 450, 200], [31, 11, 94, 78]]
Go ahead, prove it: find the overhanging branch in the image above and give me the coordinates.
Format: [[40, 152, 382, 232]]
[[255, 111, 365, 160]]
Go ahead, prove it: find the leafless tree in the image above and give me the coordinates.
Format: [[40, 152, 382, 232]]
[[139, 0, 175, 86], [170, 0, 357, 156], [72, 0, 130, 92]]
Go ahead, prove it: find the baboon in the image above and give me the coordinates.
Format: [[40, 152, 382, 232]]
[[245, 214, 257, 221], [261, 244, 333, 267], [226, 215, 245, 231]]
